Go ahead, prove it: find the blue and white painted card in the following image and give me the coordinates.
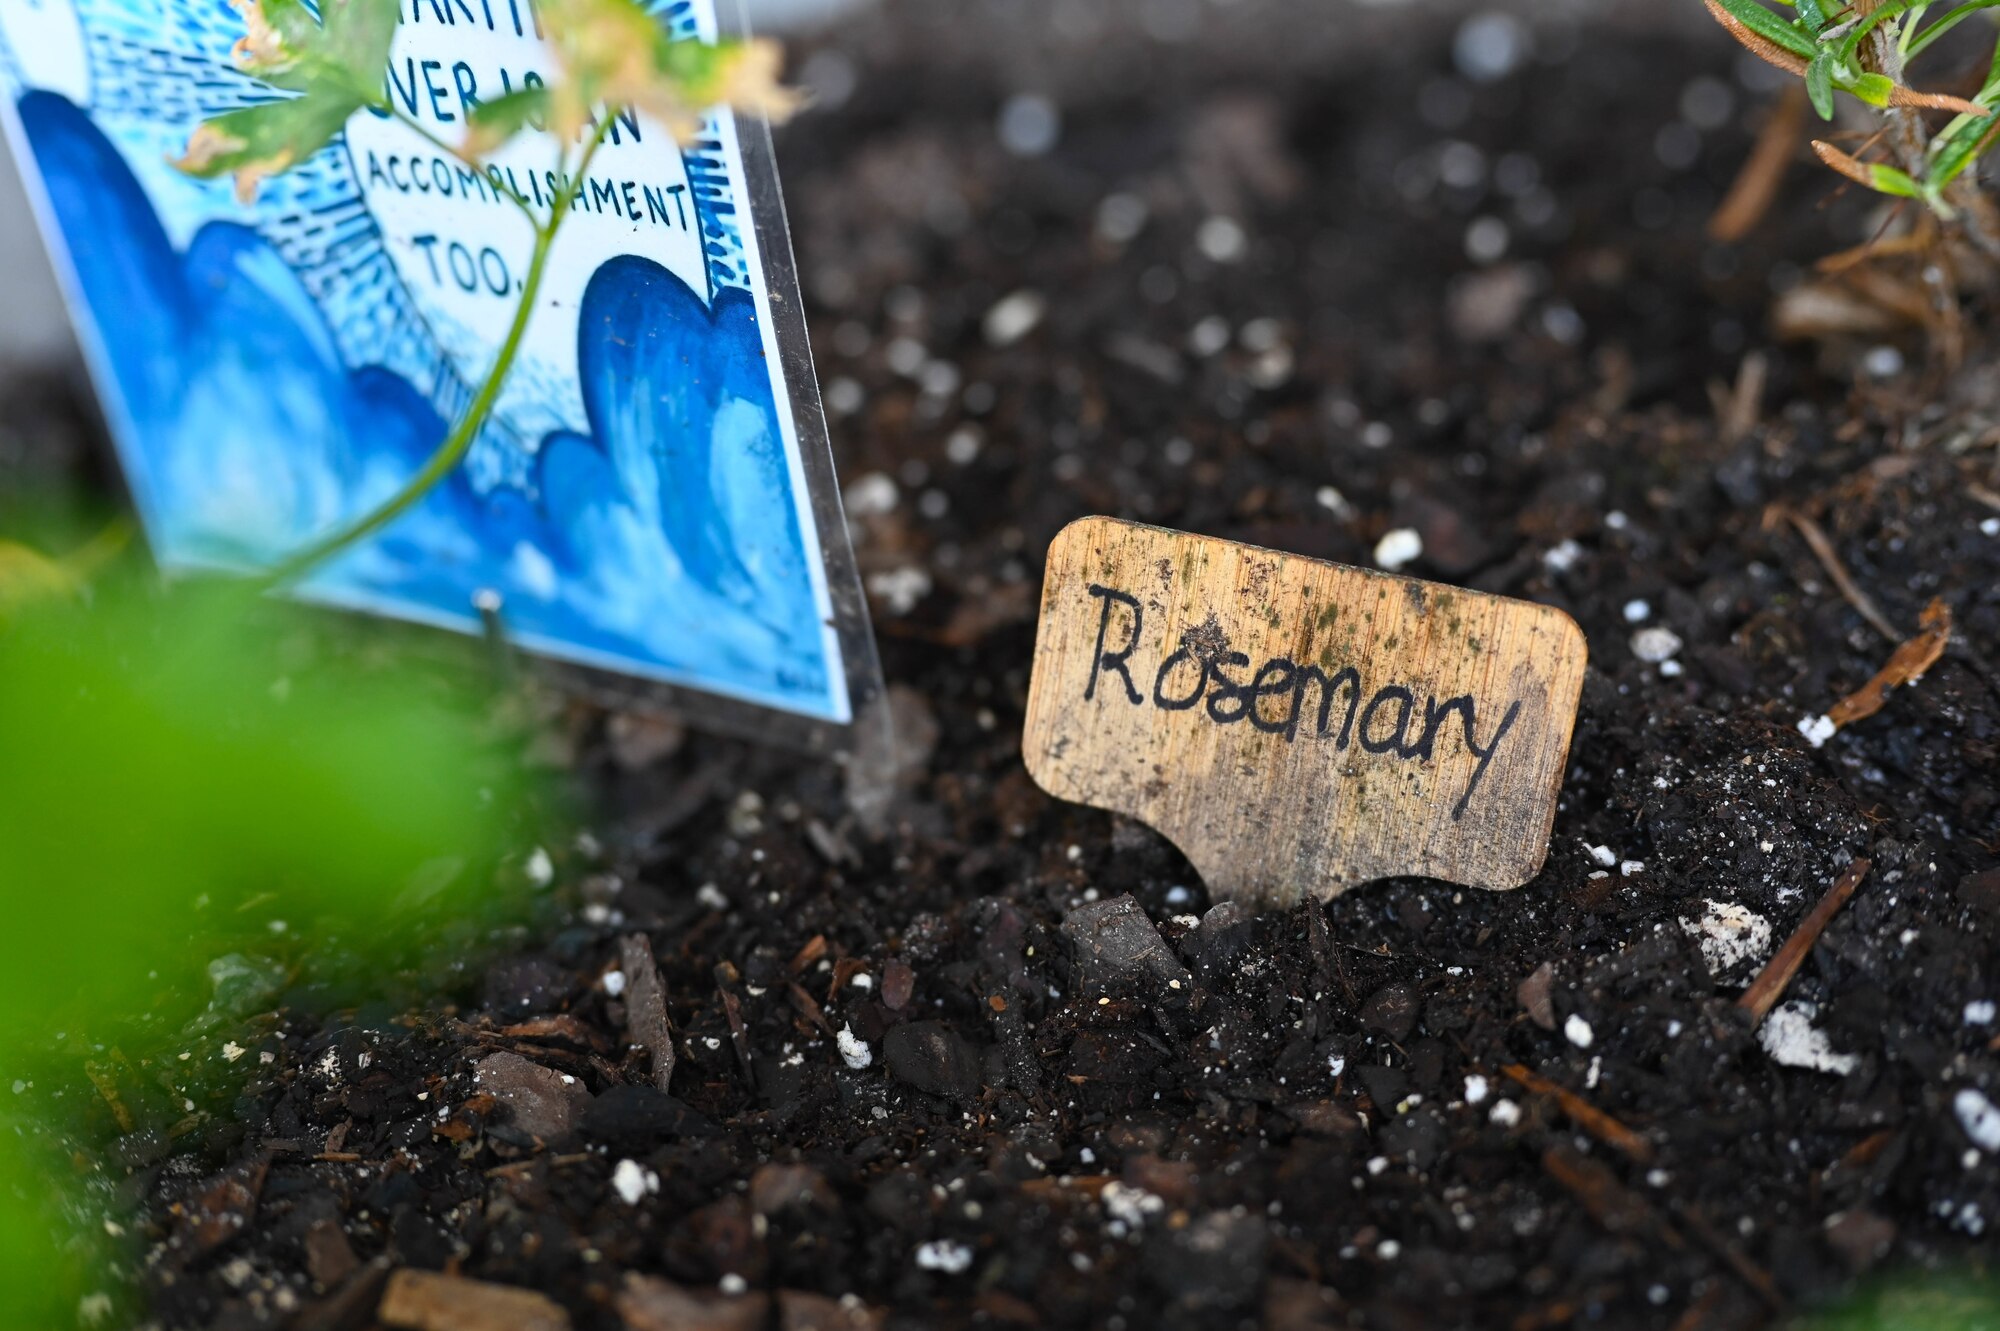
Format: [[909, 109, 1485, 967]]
[[0, 0, 878, 733]]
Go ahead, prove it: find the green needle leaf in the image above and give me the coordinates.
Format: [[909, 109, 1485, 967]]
[[1931, 109, 2000, 186], [1907, 0, 2000, 59], [1868, 162, 1925, 197], [1837, 0, 1913, 64], [1808, 51, 1837, 117], [1845, 71, 1896, 106], [1711, 0, 1821, 57]]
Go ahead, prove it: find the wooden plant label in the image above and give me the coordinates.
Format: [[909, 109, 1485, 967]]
[[1022, 518, 1587, 908]]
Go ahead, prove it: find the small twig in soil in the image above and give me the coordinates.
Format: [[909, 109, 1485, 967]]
[[1667, 1200, 1788, 1314], [1667, 1283, 1727, 1331], [1540, 1143, 1681, 1242], [1816, 221, 1931, 276], [788, 981, 835, 1038], [827, 955, 868, 1002], [1819, 1128, 1897, 1194], [1712, 351, 1768, 446], [83, 1057, 135, 1134], [1775, 507, 1902, 642], [1738, 857, 1872, 1027], [1823, 597, 1952, 732], [1500, 1064, 1654, 1163], [1710, 84, 1806, 244], [714, 970, 758, 1092], [789, 934, 828, 973]]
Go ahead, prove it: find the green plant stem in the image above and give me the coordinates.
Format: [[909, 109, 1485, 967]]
[[385, 105, 538, 222], [259, 115, 618, 589], [1852, 11, 2000, 263]]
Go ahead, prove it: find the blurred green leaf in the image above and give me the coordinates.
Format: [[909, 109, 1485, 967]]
[[1797, 1274, 2000, 1330], [1867, 161, 1925, 196], [259, 0, 321, 51], [538, 0, 799, 143], [204, 953, 290, 1022], [465, 86, 552, 157], [0, 576, 542, 1326], [172, 91, 367, 201], [0, 540, 81, 615], [317, 0, 402, 93]]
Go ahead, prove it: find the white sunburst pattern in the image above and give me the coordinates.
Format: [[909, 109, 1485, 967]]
[[3, 0, 750, 491]]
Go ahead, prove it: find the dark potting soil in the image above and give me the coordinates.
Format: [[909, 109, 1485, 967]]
[[58, 3, 2000, 1328]]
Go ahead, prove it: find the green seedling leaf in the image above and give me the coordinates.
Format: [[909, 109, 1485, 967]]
[[1845, 71, 1896, 105], [1808, 50, 1837, 117], [223, 0, 316, 89], [1709, 0, 1821, 58], [1869, 162, 1926, 196], [253, 0, 320, 55], [464, 85, 551, 157], [1797, 0, 1832, 31], [1931, 108, 2000, 186], [317, 0, 401, 94], [174, 90, 362, 201], [539, 0, 800, 143]]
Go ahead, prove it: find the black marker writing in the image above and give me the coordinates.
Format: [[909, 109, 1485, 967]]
[[1080, 584, 1527, 820], [1084, 584, 1143, 704]]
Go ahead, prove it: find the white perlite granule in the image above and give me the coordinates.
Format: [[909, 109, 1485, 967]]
[[1564, 1014, 1594, 1049], [1759, 1001, 1858, 1075], [612, 1158, 658, 1205], [1956, 1088, 2000, 1152], [1373, 528, 1422, 572], [1683, 900, 1774, 976], [1797, 714, 1837, 749], [1101, 1181, 1165, 1228], [983, 289, 1046, 347], [836, 1025, 873, 1071], [915, 1240, 974, 1274], [1631, 627, 1683, 663]]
